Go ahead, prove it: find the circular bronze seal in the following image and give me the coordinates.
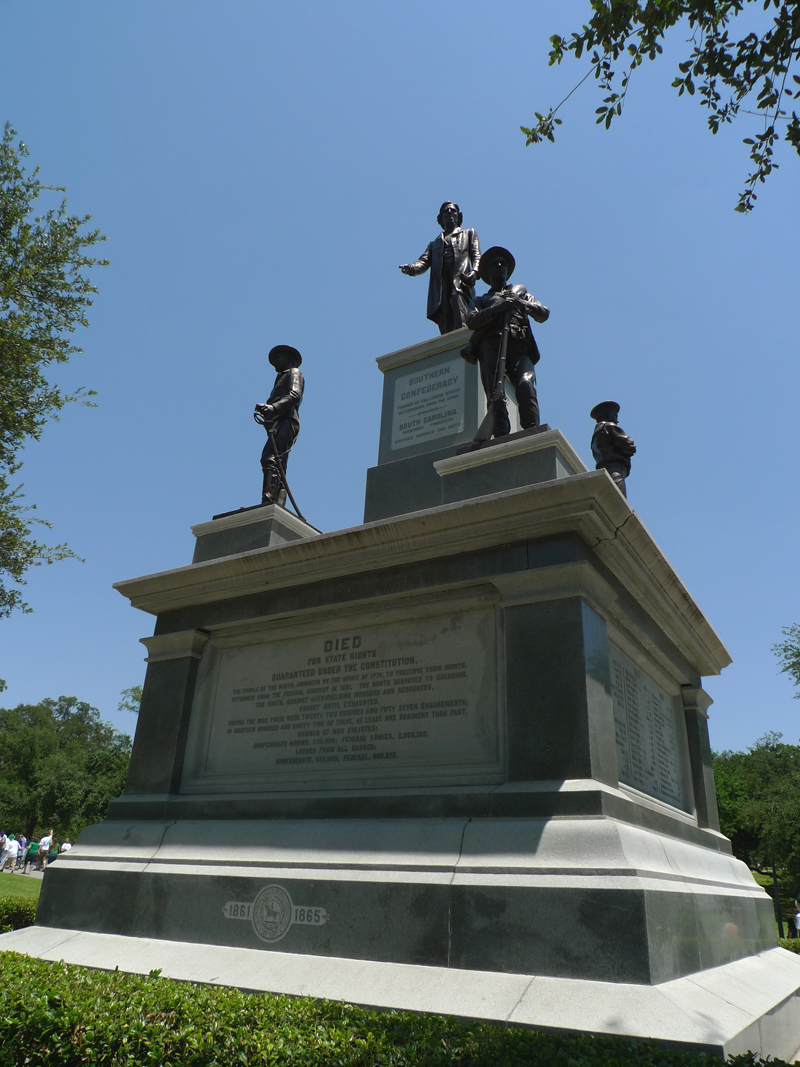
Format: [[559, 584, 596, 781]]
[[251, 884, 293, 943]]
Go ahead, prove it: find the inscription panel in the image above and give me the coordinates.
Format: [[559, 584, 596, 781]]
[[183, 609, 499, 791], [391, 359, 465, 450], [610, 645, 689, 810]]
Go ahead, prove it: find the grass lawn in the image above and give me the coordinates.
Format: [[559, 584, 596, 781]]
[[0, 873, 42, 902]]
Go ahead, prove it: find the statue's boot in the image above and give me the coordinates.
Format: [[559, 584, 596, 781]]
[[492, 398, 512, 438], [261, 466, 283, 506]]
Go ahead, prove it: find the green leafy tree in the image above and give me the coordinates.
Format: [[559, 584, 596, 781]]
[[714, 733, 800, 887], [522, 1, 800, 212], [774, 623, 800, 696], [0, 695, 131, 841], [117, 684, 142, 715], [0, 122, 108, 617]]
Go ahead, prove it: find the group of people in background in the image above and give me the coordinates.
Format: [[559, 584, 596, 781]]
[[0, 830, 71, 874]]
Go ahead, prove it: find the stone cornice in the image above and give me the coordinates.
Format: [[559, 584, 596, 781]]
[[190, 505, 318, 540], [375, 327, 471, 373], [114, 471, 730, 677], [434, 428, 587, 477]]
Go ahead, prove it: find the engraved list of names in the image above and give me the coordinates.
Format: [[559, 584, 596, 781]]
[[194, 610, 498, 786], [610, 646, 686, 809]]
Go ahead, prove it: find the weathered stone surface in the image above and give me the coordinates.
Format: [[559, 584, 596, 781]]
[[192, 505, 319, 563], [34, 814, 773, 983], [25, 418, 785, 1057], [181, 606, 501, 794], [435, 428, 586, 504], [365, 329, 520, 520]]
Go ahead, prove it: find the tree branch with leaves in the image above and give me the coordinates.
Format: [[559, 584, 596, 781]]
[[118, 685, 142, 715], [522, 1, 800, 212], [0, 122, 108, 616], [774, 623, 800, 696]]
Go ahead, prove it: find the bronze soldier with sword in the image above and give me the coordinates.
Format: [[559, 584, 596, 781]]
[[254, 345, 308, 522]]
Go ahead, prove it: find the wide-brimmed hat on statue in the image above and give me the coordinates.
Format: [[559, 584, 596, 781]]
[[479, 246, 516, 285], [590, 401, 620, 422], [268, 345, 303, 368]]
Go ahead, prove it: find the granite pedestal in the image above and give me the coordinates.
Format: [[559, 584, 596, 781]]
[[6, 336, 800, 1060], [364, 329, 522, 521], [192, 504, 319, 563]]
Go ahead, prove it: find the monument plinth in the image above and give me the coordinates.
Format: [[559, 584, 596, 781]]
[[364, 328, 523, 522], [5, 332, 800, 1062]]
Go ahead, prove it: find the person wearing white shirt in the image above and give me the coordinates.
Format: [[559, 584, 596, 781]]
[[38, 831, 53, 870], [2, 836, 19, 872]]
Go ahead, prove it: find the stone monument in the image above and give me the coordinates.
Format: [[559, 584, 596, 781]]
[[5, 292, 800, 1063]]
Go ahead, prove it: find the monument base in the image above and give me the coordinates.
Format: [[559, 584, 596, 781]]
[[13, 435, 799, 1059], [3, 926, 799, 1060], [26, 810, 775, 985]]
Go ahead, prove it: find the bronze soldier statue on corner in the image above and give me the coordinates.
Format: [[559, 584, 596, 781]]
[[399, 202, 481, 334], [254, 345, 304, 507], [590, 401, 636, 498]]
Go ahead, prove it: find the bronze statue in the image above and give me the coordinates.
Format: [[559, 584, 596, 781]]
[[254, 346, 304, 507], [399, 202, 481, 334], [463, 246, 549, 439], [590, 401, 636, 498]]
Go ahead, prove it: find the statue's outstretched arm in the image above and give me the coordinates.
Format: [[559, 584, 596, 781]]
[[399, 243, 432, 276]]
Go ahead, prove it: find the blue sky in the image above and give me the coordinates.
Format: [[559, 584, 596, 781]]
[[1, 1, 798, 752]]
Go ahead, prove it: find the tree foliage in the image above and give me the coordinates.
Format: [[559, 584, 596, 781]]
[[0, 122, 108, 617], [0, 695, 131, 841], [117, 684, 142, 715], [714, 733, 800, 884], [773, 622, 800, 696], [522, 1, 800, 212]]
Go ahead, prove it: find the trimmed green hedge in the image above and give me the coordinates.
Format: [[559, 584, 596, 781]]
[[0, 952, 791, 1066], [0, 896, 37, 934], [779, 938, 800, 954]]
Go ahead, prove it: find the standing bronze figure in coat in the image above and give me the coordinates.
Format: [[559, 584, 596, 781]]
[[464, 246, 549, 437], [590, 401, 636, 498], [254, 345, 304, 507], [399, 202, 481, 334]]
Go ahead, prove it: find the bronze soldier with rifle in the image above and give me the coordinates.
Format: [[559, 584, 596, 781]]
[[463, 246, 550, 440]]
